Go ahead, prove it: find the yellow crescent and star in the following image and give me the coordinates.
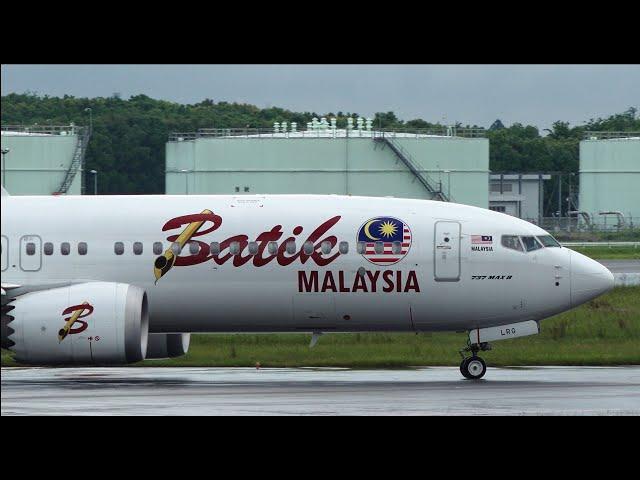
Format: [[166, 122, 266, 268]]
[[363, 219, 399, 241]]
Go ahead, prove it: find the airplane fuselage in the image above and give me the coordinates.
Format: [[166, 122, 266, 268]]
[[2, 194, 612, 336]]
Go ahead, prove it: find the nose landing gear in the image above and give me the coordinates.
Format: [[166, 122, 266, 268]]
[[460, 356, 487, 379], [459, 342, 491, 380]]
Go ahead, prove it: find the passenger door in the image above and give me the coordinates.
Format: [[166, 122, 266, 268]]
[[434, 221, 461, 282]]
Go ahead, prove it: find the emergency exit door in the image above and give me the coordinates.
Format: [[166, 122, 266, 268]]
[[20, 235, 42, 272], [434, 222, 461, 282]]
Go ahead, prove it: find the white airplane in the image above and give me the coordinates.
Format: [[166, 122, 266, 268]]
[[0, 186, 614, 379]]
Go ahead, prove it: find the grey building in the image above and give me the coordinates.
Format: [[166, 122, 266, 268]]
[[489, 174, 551, 223]]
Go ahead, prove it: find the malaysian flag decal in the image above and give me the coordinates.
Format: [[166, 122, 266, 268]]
[[357, 217, 412, 266], [471, 235, 493, 244]]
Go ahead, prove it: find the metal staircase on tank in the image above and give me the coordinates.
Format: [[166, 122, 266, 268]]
[[54, 126, 92, 195], [373, 133, 449, 202]]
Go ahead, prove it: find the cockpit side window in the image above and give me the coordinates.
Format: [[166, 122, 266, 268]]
[[521, 236, 543, 252], [501, 235, 524, 252], [537, 235, 561, 248]]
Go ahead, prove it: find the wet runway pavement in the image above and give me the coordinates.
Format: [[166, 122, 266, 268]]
[[598, 260, 640, 273], [2, 366, 639, 416]]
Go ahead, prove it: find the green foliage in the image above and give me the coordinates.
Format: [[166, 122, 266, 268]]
[[1, 93, 638, 195], [486, 123, 580, 173], [585, 107, 640, 131]]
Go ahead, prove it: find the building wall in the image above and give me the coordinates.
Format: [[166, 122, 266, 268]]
[[166, 136, 489, 208], [579, 138, 640, 220], [489, 180, 544, 221], [1, 134, 81, 195], [519, 181, 543, 220]]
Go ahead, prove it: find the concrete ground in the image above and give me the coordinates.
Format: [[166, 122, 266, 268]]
[[598, 260, 640, 274], [2, 366, 638, 416]]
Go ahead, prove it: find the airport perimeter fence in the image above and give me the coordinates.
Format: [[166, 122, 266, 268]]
[[561, 241, 639, 249], [531, 216, 640, 236]]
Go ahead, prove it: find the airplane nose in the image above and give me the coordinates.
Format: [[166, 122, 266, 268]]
[[570, 250, 615, 308]]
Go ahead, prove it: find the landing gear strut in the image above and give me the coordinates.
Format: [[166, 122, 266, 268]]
[[459, 341, 491, 380]]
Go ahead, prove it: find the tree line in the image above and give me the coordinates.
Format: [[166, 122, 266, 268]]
[[1, 93, 638, 207]]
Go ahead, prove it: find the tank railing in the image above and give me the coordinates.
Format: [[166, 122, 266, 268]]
[[583, 131, 640, 140], [168, 127, 486, 142], [1, 124, 85, 136], [371, 127, 486, 138], [374, 133, 451, 202], [169, 132, 200, 141], [55, 125, 92, 195]]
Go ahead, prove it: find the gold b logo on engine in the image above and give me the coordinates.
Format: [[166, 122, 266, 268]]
[[58, 302, 94, 342]]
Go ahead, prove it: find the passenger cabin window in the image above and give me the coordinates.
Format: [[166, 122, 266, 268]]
[[268, 242, 278, 255], [303, 241, 314, 255], [374, 242, 384, 254], [285, 241, 296, 255], [210, 242, 221, 256], [501, 235, 523, 252], [26, 242, 36, 256], [357, 242, 366, 254], [188, 242, 199, 255], [78, 242, 88, 256], [114, 242, 125, 255], [44, 243, 54, 256], [248, 242, 259, 256], [392, 241, 402, 254], [171, 243, 181, 256], [537, 235, 561, 248], [521, 236, 543, 252], [230, 242, 241, 255], [321, 241, 332, 255], [133, 242, 144, 255], [339, 242, 349, 255], [61, 243, 71, 256], [153, 242, 163, 255]]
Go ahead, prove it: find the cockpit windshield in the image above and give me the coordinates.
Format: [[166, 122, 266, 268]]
[[501, 234, 561, 253], [501, 235, 524, 252], [537, 235, 562, 248], [520, 236, 543, 252]]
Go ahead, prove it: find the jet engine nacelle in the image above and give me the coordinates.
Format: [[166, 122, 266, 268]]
[[3, 282, 149, 365], [146, 333, 191, 359]]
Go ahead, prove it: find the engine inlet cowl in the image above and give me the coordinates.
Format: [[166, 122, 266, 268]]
[[7, 282, 149, 365]]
